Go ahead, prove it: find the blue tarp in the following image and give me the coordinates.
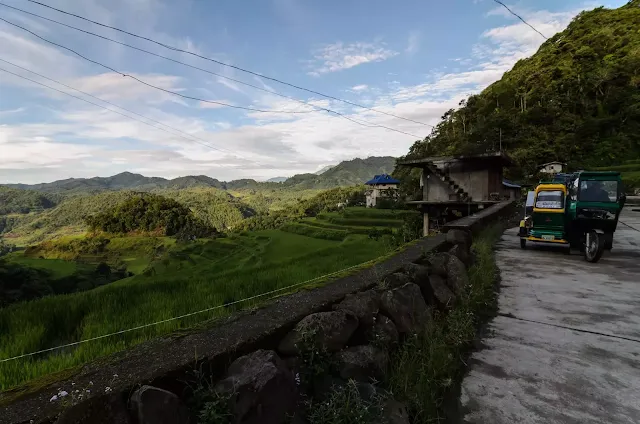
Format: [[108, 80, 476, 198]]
[[365, 174, 401, 185]]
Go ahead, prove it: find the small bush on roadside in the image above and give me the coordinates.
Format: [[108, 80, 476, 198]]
[[306, 379, 386, 424]]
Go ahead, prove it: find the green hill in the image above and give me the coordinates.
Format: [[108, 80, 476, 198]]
[[0, 186, 57, 214], [399, 1, 640, 183], [282, 157, 396, 189], [85, 193, 214, 237]]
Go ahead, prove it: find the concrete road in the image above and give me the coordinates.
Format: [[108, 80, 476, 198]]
[[461, 209, 640, 424]]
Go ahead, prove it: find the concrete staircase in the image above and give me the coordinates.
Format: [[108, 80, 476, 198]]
[[425, 163, 472, 201]]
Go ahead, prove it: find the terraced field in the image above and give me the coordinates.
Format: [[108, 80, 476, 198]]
[[0, 207, 414, 390]]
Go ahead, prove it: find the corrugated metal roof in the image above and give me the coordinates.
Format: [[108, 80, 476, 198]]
[[502, 179, 521, 188]]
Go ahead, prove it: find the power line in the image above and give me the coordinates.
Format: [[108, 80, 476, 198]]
[[0, 65, 269, 167], [0, 17, 314, 114], [0, 260, 371, 362], [19, 0, 434, 128], [491, 0, 549, 40], [0, 11, 423, 138], [0, 57, 267, 165]]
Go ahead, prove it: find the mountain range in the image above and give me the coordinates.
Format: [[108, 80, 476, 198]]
[[4, 156, 396, 194]]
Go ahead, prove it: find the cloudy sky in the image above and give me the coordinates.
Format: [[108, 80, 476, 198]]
[[0, 0, 627, 184]]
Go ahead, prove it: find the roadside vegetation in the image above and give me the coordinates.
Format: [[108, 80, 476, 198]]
[[388, 224, 502, 422]]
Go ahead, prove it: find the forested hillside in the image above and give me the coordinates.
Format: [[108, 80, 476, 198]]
[[0, 186, 57, 214], [281, 157, 396, 189], [1, 189, 252, 245], [85, 193, 215, 237], [399, 1, 640, 182]]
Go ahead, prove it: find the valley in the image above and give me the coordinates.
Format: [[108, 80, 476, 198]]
[[0, 157, 417, 390]]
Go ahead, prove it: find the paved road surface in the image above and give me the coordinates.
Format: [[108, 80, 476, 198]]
[[461, 209, 640, 424]]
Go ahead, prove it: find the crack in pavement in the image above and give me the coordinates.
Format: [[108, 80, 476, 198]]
[[497, 312, 640, 344]]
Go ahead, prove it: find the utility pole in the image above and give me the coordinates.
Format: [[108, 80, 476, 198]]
[[499, 128, 502, 152]]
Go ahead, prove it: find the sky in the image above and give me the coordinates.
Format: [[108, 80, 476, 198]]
[[0, 0, 628, 184]]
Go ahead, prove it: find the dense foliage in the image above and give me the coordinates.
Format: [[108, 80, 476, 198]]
[[397, 1, 640, 188], [160, 188, 254, 230], [85, 193, 214, 237], [0, 186, 57, 214]]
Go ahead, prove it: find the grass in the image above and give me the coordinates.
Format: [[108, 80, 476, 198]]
[[0, 208, 405, 391], [280, 223, 349, 240], [387, 224, 503, 423], [316, 214, 404, 228], [4, 252, 83, 279]]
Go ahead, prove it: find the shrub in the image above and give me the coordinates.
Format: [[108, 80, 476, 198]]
[[306, 379, 386, 424]]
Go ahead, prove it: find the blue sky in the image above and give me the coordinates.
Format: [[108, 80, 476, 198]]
[[0, 0, 627, 183]]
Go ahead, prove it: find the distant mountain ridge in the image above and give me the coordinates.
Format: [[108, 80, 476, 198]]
[[4, 156, 396, 193]]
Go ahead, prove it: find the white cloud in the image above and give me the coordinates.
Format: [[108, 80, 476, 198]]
[[351, 84, 369, 92], [406, 31, 421, 55], [307, 41, 398, 75], [69, 73, 186, 104], [0, 107, 26, 116]]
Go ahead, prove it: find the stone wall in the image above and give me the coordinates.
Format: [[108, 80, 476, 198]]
[[2, 204, 509, 424]]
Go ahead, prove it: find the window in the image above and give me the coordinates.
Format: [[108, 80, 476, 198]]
[[535, 190, 565, 209], [579, 180, 617, 202]]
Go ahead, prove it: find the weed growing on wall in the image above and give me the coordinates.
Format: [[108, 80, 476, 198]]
[[387, 224, 502, 423], [306, 379, 386, 424]]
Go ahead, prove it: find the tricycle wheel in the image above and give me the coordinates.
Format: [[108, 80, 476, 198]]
[[520, 238, 526, 249], [584, 231, 605, 263]]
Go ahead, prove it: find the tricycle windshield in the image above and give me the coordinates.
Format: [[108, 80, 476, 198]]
[[535, 190, 565, 209], [579, 180, 617, 202]]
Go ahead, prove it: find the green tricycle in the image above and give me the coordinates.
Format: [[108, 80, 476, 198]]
[[519, 171, 626, 262]]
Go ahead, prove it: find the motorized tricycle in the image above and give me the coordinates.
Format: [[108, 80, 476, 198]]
[[519, 171, 626, 262]]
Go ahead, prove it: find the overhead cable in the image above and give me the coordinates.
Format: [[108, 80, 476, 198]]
[[19, 0, 434, 128]]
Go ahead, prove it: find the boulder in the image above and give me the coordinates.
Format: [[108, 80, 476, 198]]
[[429, 275, 456, 308], [130, 386, 190, 424], [215, 350, 297, 424], [333, 290, 380, 327], [402, 263, 430, 286], [427, 253, 450, 277], [279, 310, 359, 355], [55, 393, 132, 424], [381, 272, 412, 289], [379, 399, 410, 424], [446, 254, 469, 295], [380, 283, 431, 334], [367, 314, 399, 347], [446, 229, 471, 248], [449, 244, 472, 268], [336, 345, 388, 382]]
